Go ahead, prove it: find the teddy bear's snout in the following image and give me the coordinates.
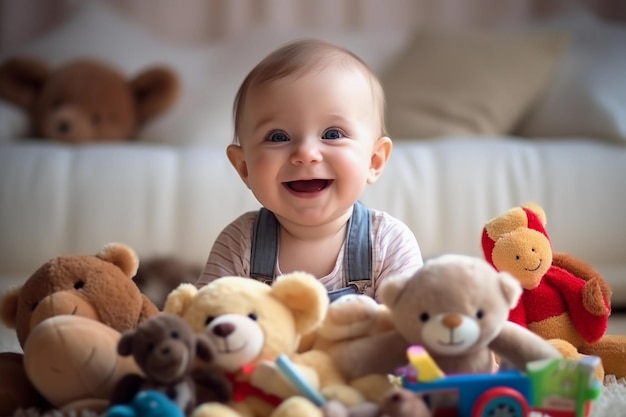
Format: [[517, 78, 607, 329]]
[[442, 313, 462, 329], [213, 322, 236, 338]]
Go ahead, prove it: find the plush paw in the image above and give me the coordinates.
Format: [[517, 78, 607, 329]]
[[250, 361, 300, 398], [582, 278, 610, 316]]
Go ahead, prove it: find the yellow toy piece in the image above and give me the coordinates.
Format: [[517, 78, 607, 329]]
[[407, 345, 445, 382]]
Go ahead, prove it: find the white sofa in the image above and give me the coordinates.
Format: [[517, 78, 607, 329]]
[[1, 1, 626, 353]]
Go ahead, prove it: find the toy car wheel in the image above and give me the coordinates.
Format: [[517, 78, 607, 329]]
[[472, 386, 530, 417]]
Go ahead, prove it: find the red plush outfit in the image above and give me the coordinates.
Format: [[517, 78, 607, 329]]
[[507, 264, 609, 344], [226, 364, 283, 407]]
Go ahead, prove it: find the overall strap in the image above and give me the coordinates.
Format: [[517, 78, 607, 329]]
[[250, 202, 373, 300], [344, 200, 373, 284], [249, 208, 278, 285], [328, 201, 373, 301]]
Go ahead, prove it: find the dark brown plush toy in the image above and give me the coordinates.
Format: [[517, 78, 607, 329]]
[[112, 312, 232, 415], [0, 56, 179, 143], [134, 256, 202, 310]]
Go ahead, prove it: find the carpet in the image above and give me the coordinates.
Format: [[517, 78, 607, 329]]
[[11, 377, 626, 417], [590, 376, 626, 416]]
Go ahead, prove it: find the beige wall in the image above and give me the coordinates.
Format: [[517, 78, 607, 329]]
[[1, 0, 623, 51]]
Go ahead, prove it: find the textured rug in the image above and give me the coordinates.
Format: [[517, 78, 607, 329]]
[[589, 376, 626, 416], [11, 376, 626, 417]]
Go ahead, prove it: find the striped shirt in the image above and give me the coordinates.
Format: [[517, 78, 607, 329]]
[[198, 208, 423, 299]]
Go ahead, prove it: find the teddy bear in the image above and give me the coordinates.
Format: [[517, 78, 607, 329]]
[[0, 242, 160, 415], [111, 312, 232, 415], [0, 56, 179, 143], [481, 202, 626, 379], [297, 294, 396, 404], [163, 272, 364, 417], [134, 256, 202, 309], [326, 254, 562, 384]]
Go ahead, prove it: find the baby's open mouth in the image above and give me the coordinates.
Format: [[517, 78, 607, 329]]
[[284, 179, 332, 192]]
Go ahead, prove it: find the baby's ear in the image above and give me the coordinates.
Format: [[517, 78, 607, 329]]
[[367, 136, 392, 184], [227, 144, 250, 187]]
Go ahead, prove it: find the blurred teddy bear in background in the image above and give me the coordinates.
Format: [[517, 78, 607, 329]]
[[134, 256, 202, 309], [0, 56, 179, 143]]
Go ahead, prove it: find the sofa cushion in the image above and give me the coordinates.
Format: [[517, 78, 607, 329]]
[[382, 29, 568, 139], [516, 12, 626, 144]]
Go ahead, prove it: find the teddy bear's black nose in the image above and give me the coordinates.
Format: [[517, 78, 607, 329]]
[[213, 322, 235, 338], [58, 120, 71, 134]]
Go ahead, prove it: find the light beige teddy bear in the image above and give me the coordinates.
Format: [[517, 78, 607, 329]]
[[329, 254, 562, 383], [163, 272, 363, 417]]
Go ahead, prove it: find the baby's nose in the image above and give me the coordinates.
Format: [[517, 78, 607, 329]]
[[291, 139, 322, 165]]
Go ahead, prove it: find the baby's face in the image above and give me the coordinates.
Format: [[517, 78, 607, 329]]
[[231, 66, 387, 228]]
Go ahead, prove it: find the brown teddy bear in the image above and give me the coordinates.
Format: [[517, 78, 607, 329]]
[[328, 254, 562, 383], [134, 256, 202, 309], [0, 242, 160, 415], [164, 272, 364, 417], [0, 56, 179, 143], [481, 202, 626, 379], [111, 312, 232, 415]]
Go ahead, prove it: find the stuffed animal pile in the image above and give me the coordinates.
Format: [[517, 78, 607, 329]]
[[482, 202, 626, 379], [1, 245, 579, 417], [0, 56, 179, 143]]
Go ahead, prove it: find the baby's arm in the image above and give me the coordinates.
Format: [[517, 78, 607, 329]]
[[371, 211, 423, 299], [196, 212, 256, 287]]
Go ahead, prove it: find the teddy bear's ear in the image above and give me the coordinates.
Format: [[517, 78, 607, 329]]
[[96, 242, 139, 278], [484, 206, 529, 241], [130, 66, 180, 126], [163, 283, 198, 317], [0, 56, 49, 110], [117, 330, 136, 356], [378, 273, 411, 308], [0, 285, 22, 329], [497, 271, 523, 308], [271, 272, 329, 335]]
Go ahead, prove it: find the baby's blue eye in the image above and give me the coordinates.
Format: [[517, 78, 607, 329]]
[[268, 131, 289, 142], [322, 129, 343, 140]]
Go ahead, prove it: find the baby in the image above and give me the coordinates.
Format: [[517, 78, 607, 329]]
[[197, 39, 423, 300]]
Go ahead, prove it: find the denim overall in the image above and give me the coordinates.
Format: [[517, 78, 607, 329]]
[[249, 201, 373, 302]]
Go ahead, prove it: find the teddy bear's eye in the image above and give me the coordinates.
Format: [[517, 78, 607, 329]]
[[170, 331, 179, 339], [476, 309, 484, 319], [205, 316, 215, 326], [248, 313, 258, 321], [419, 312, 429, 322], [515, 255, 520, 260], [146, 343, 154, 352], [52, 99, 64, 109], [74, 280, 85, 290]]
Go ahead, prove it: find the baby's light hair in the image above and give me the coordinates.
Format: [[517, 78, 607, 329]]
[[232, 38, 387, 143]]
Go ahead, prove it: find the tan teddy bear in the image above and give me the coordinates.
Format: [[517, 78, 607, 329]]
[[297, 294, 396, 404], [164, 272, 362, 417], [328, 254, 562, 384], [0, 243, 159, 415], [481, 202, 626, 379], [0, 56, 179, 143]]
